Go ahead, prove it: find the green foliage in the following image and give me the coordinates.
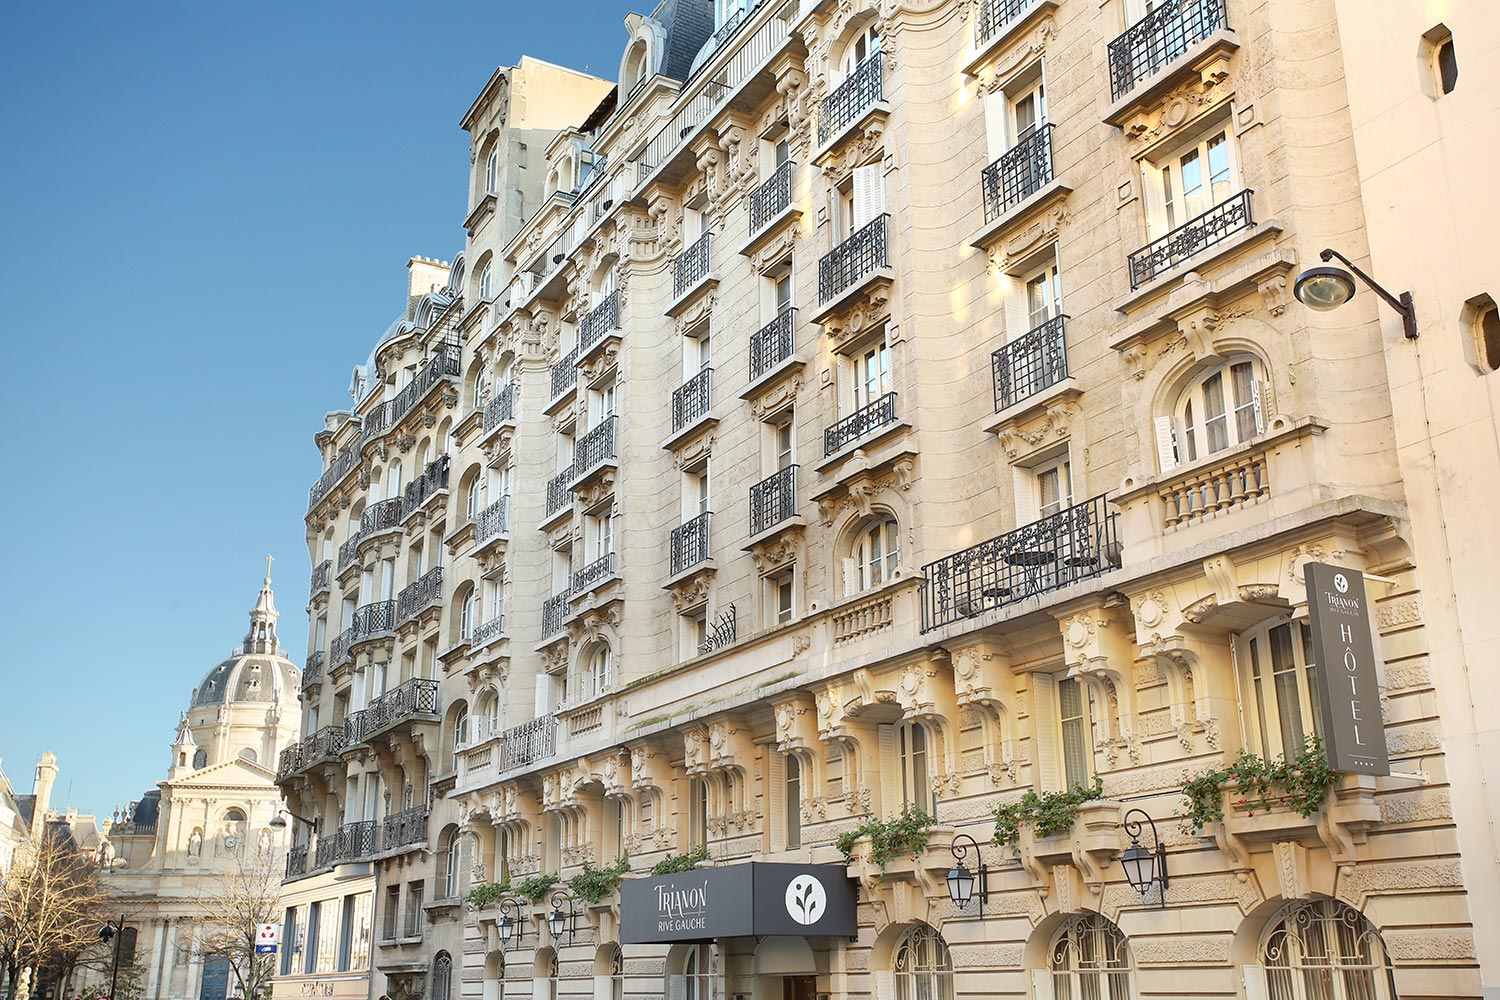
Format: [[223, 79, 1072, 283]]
[[1178, 737, 1338, 836], [512, 872, 561, 902], [566, 857, 630, 904], [464, 881, 508, 910], [834, 804, 936, 870], [991, 775, 1105, 848], [649, 843, 711, 876]]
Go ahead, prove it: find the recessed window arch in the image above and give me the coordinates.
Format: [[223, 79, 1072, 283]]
[[843, 512, 900, 594], [598, 943, 625, 1000], [1465, 293, 1500, 373], [579, 642, 613, 701], [192, 748, 208, 769], [237, 748, 258, 764], [622, 38, 651, 96], [437, 825, 462, 899], [1049, 913, 1133, 1000], [680, 943, 714, 1000], [478, 259, 495, 302], [447, 700, 470, 772], [838, 19, 882, 80], [223, 808, 246, 823], [892, 924, 953, 1000], [431, 951, 452, 1000], [1156, 353, 1267, 470], [895, 719, 932, 815], [1259, 899, 1396, 1000]]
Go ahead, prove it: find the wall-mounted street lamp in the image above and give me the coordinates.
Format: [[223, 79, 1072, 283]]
[[547, 891, 579, 944], [495, 897, 525, 951], [1294, 247, 1419, 340], [1118, 809, 1168, 907], [267, 810, 317, 831], [944, 834, 991, 914]]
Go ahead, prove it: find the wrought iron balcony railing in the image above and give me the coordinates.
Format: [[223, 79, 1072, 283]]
[[308, 445, 359, 512], [750, 465, 797, 536], [483, 382, 516, 433], [920, 494, 1120, 631], [542, 590, 572, 640], [310, 560, 332, 595], [573, 552, 615, 593], [992, 314, 1069, 411], [981, 123, 1054, 223], [285, 843, 308, 879], [819, 214, 889, 303], [361, 497, 404, 536], [1127, 189, 1253, 289], [818, 53, 883, 147], [546, 465, 575, 518], [403, 455, 450, 515], [472, 616, 506, 646], [575, 416, 617, 473], [395, 567, 443, 625], [1108, 0, 1229, 101], [551, 345, 580, 399], [673, 232, 713, 299], [360, 678, 440, 739], [336, 534, 361, 573], [499, 715, 557, 771], [749, 308, 796, 380], [302, 651, 324, 691], [579, 290, 620, 353], [672, 368, 713, 431], [314, 820, 376, 868], [275, 743, 303, 782], [475, 496, 509, 544], [825, 392, 897, 456], [351, 600, 396, 640], [749, 160, 794, 232], [330, 628, 356, 667], [394, 343, 463, 425], [343, 709, 368, 747], [670, 512, 712, 576], [380, 805, 429, 852], [978, 0, 1040, 44]]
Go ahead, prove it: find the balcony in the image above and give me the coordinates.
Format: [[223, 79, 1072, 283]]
[[361, 344, 464, 449], [395, 567, 443, 626], [361, 399, 397, 448], [991, 315, 1070, 412], [578, 290, 620, 358], [817, 214, 890, 311], [545, 465, 575, 522], [472, 616, 506, 646], [337, 535, 361, 573], [1127, 189, 1254, 289], [672, 368, 714, 434], [276, 725, 348, 781], [549, 345, 580, 405], [310, 560, 332, 596], [343, 709, 368, 747], [669, 512, 712, 577], [1108, 0, 1230, 104], [498, 715, 557, 772], [573, 552, 615, 594], [330, 627, 355, 669], [572, 416, 618, 488], [359, 678, 440, 742], [351, 600, 397, 644], [361, 497, 404, 538], [817, 53, 883, 149], [920, 495, 1120, 631], [475, 496, 509, 548], [542, 591, 571, 641], [825, 393, 897, 457], [402, 455, 450, 521], [978, 0, 1045, 46], [749, 465, 797, 536], [308, 445, 359, 513], [301, 651, 324, 692], [285, 844, 308, 880], [669, 232, 714, 311], [380, 805, 429, 854], [314, 820, 376, 868], [748, 160, 795, 236], [981, 123, 1054, 224], [481, 382, 516, 436], [748, 308, 797, 383]]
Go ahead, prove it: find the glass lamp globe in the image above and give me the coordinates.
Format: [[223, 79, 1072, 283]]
[[945, 863, 975, 906], [1294, 266, 1357, 311], [1119, 839, 1157, 895], [548, 908, 567, 937], [497, 915, 514, 941]]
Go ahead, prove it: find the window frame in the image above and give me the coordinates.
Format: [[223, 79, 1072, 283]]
[[897, 719, 932, 815], [848, 513, 900, 594], [1159, 355, 1267, 470], [1142, 120, 1240, 240], [1235, 616, 1321, 761]]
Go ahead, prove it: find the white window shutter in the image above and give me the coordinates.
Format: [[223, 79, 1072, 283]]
[[983, 91, 1009, 163], [842, 557, 861, 597], [869, 164, 887, 220], [878, 723, 900, 815], [1032, 969, 1056, 1000], [1032, 673, 1062, 793], [667, 976, 686, 1000], [837, 355, 856, 416], [873, 972, 896, 998], [572, 214, 588, 244], [1252, 379, 1267, 435], [1242, 966, 1269, 1000], [768, 753, 786, 851], [1154, 415, 1179, 472], [1012, 465, 1039, 528], [1141, 161, 1168, 239], [853, 163, 882, 229]]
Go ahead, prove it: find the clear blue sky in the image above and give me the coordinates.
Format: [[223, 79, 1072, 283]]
[[0, 2, 626, 818]]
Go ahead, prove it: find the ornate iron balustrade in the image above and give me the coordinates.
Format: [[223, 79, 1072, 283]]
[[818, 53, 883, 147], [499, 715, 557, 771], [309, 446, 359, 511], [330, 628, 355, 668], [315, 820, 376, 868], [403, 455, 450, 516], [670, 512, 712, 576], [575, 416, 617, 472], [749, 159, 794, 232], [302, 651, 324, 691], [573, 552, 615, 593], [472, 615, 505, 645], [920, 494, 1120, 631], [288, 725, 347, 775], [1108, 0, 1229, 101], [672, 368, 713, 431], [361, 678, 440, 738], [551, 345, 580, 399], [750, 465, 797, 535], [337, 534, 361, 573], [546, 465, 575, 518], [1127, 189, 1253, 289], [579, 290, 620, 353], [992, 315, 1069, 411], [749, 308, 796, 380], [391, 344, 462, 426], [483, 382, 516, 432], [285, 844, 308, 879], [978, 0, 1039, 43], [825, 392, 897, 456], [818, 214, 889, 303], [673, 232, 713, 299], [476, 496, 509, 543], [396, 567, 443, 625], [310, 560, 332, 595], [343, 710, 368, 747], [361, 497, 404, 535], [697, 604, 737, 655], [426, 297, 465, 341], [542, 590, 572, 639], [981, 123, 1054, 222], [351, 600, 396, 639], [276, 743, 303, 782], [381, 806, 429, 852], [360, 399, 397, 447]]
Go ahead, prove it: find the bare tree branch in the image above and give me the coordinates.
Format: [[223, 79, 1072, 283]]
[[0, 833, 108, 980], [192, 850, 281, 1000]]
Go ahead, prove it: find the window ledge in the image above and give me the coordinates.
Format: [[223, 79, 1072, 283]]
[[810, 268, 895, 327], [811, 101, 892, 168], [661, 411, 721, 453], [662, 558, 717, 592], [962, 0, 1060, 78], [741, 352, 807, 402], [1111, 218, 1283, 319], [1114, 416, 1327, 505], [463, 194, 497, 236], [664, 273, 720, 318], [812, 418, 914, 479], [743, 515, 807, 554], [738, 202, 803, 258], [1101, 28, 1240, 127], [967, 178, 1072, 266], [980, 377, 1083, 436]]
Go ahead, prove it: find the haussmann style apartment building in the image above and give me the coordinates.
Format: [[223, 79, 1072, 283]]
[[274, 1, 1500, 1000]]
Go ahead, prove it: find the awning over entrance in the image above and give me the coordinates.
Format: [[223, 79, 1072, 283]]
[[619, 862, 857, 943]]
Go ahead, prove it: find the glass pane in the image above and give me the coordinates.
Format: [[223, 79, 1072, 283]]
[[1202, 372, 1229, 453], [1207, 133, 1232, 204], [1059, 678, 1089, 788], [1231, 362, 1257, 441]]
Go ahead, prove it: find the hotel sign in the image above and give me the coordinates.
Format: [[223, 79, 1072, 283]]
[[619, 863, 857, 943], [1305, 563, 1390, 776]]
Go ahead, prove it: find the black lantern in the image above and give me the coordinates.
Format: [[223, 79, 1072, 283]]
[[495, 897, 524, 950], [1118, 808, 1168, 906], [1294, 247, 1418, 340], [547, 890, 578, 944], [944, 834, 990, 913]]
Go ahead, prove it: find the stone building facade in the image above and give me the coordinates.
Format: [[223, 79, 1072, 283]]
[[280, 0, 1495, 999]]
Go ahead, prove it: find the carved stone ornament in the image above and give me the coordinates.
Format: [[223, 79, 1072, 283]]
[[822, 280, 893, 346], [669, 573, 713, 612], [749, 376, 803, 420], [996, 401, 1077, 460], [819, 119, 887, 187], [754, 226, 799, 273], [671, 431, 716, 470], [1124, 56, 1232, 146], [987, 204, 1071, 273], [674, 293, 716, 336], [978, 17, 1056, 94], [817, 457, 914, 524], [750, 527, 803, 572]]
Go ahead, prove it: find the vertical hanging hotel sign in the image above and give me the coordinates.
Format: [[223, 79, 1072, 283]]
[[1304, 563, 1390, 776]]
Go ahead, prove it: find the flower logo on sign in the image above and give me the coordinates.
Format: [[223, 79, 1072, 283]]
[[1334, 573, 1349, 594], [784, 874, 826, 926]]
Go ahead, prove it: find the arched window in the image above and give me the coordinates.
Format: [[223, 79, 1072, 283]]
[[237, 748, 258, 764], [896, 720, 931, 814], [623, 40, 650, 96], [486, 147, 500, 194], [224, 808, 246, 823], [192, 748, 208, 769], [1159, 355, 1266, 469], [431, 951, 452, 1000], [599, 944, 625, 1000], [683, 944, 714, 1000], [461, 590, 477, 641], [893, 925, 953, 1000], [1261, 900, 1395, 1000], [847, 514, 899, 594], [1050, 913, 1133, 1000], [581, 644, 613, 701], [452, 705, 470, 772], [479, 262, 494, 301], [1236, 616, 1320, 760], [438, 827, 462, 899], [840, 22, 882, 79], [474, 370, 489, 410]]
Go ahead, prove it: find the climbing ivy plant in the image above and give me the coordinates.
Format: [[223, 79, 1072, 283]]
[[834, 805, 936, 870], [1177, 737, 1338, 837], [991, 776, 1105, 849]]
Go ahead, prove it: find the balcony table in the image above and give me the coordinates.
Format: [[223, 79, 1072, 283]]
[[1004, 548, 1056, 596]]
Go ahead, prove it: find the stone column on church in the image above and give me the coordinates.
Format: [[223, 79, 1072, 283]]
[[143, 919, 167, 999]]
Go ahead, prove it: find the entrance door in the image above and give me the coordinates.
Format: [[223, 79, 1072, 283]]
[[783, 976, 817, 1000]]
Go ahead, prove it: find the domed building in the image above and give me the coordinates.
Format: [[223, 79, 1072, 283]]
[[79, 568, 302, 1000]]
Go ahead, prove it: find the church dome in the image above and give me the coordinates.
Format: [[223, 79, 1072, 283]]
[[191, 562, 300, 708]]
